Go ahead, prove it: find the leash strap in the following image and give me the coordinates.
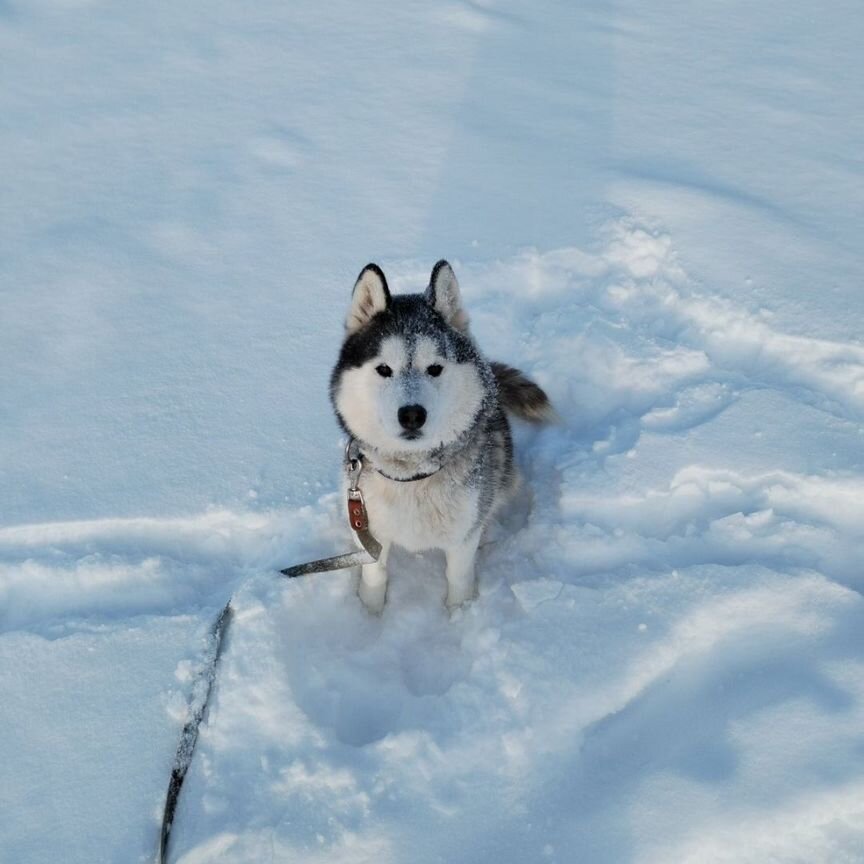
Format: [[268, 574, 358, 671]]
[[280, 547, 376, 578], [157, 603, 231, 864], [160, 445, 382, 863], [280, 446, 381, 577]]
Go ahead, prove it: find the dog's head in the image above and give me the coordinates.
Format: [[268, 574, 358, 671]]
[[330, 261, 494, 456]]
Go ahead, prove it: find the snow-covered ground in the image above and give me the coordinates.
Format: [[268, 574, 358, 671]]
[[2, 1, 864, 862]]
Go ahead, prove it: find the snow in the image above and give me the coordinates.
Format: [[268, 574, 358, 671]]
[[2, 0, 864, 862]]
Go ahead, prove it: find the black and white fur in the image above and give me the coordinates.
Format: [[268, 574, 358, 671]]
[[330, 261, 553, 613]]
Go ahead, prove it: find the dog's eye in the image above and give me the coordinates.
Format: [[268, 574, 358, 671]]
[[375, 364, 393, 378], [427, 364, 443, 377]]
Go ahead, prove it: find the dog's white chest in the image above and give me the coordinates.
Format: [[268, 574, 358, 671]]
[[360, 470, 479, 552]]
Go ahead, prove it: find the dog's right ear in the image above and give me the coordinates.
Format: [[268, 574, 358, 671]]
[[346, 264, 391, 333]]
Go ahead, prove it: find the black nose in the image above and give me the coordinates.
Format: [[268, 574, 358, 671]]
[[398, 404, 427, 431]]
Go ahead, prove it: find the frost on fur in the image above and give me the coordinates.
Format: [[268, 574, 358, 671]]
[[346, 264, 391, 333]]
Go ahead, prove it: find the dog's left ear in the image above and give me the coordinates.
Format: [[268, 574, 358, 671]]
[[346, 264, 391, 333], [426, 260, 469, 332]]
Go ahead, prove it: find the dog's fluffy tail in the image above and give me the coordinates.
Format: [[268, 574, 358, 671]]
[[491, 362, 557, 424]]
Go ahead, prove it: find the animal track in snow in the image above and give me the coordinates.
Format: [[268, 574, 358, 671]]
[[561, 466, 864, 592], [456, 222, 864, 465]]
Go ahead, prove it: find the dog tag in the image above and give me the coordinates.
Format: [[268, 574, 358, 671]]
[[347, 490, 369, 532]]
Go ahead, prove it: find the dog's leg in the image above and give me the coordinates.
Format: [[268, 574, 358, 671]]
[[444, 532, 481, 609], [358, 544, 390, 614]]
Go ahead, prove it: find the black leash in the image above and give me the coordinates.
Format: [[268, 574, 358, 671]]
[[157, 440, 448, 860], [157, 451, 380, 864], [157, 603, 231, 864]]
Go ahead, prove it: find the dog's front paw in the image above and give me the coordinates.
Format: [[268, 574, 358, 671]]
[[358, 578, 387, 615], [445, 583, 476, 611]]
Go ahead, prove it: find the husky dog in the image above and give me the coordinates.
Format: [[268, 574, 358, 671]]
[[330, 261, 553, 613]]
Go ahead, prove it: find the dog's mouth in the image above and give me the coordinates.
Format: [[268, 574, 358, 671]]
[[400, 430, 423, 441]]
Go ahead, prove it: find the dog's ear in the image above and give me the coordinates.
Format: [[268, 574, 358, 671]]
[[346, 264, 391, 333], [425, 260, 469, 332]]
